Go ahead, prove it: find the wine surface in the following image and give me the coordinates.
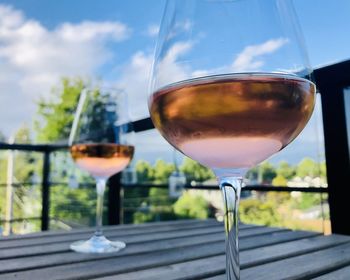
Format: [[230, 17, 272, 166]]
[[149, 73, 315, 168], [71, 143, 134, 178]]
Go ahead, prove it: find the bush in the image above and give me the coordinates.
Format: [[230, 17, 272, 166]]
[[173, 192, 209, 219], [239, 199, 281, 226], [133, 205, 176, 224], [294, 193, 322, 210]]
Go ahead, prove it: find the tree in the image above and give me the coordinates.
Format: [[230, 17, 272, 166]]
[[320, 161, 327, 179], [135, 160, 154, 183], [132, 158, 216, 224], [0, 126, 43, 233], [0, 156, 7, 216], [131, 159, 176, 223], [13, 126, 39, 182], [276, 161, 296, 180], [246, 166, 259, 183], [239, 199, 281, 226], [292, 192, 322, 211], [272, 174, 288, 187], [258, 162, 277, 183], [50, 185, 96, 226], [296, 158, 319, 178], [173, 192, 209, 219], [153, 159, 175, 184], [180, 158, 214, 182], [35, 77, 84, 142], [269, 174, 290, 204]]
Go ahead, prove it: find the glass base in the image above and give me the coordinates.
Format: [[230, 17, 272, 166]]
[[70, 235, 126, 253]]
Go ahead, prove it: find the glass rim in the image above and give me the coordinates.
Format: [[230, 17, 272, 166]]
[[151, 71, 316, 94]]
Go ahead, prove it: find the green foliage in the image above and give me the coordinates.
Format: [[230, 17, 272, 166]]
[[135, 159, 175, 184], [320, 161, 327, 178], [50, 185, 96, 226], [133, 205, 176, 224], [246, 166, 258, 182], [296, 158, 319, 178], [131, 186, 177, 224], [130, 156, 327, 226], [272, 174, 288, 187], [266, 190, 291, 205], [294, 193, 322, 210], [0, 157, 6, 215], [259, 162, 277, 183], [12, 126, 40, 181], [153, 159, 175, 184], [131, 159, 213, 224], [149, 187, 172, 204], [133, 211, 155, 224], [173, 192, 209, 219], [7, 127, 43, 224], [180, 158, 214, 182], [14, 125, 31, 144], [239, 199, 281, 226], [246, 162, 277, 184], [35, 77, 84, 142], [135, 160, 154, 182], [0, 127, 41, 228], [276, 161, 296, 180]]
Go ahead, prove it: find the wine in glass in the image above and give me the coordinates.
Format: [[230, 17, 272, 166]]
[[149, 0, 316, 278], [69, 87, 134, 253]]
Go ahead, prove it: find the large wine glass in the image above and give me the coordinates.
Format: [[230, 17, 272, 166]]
[[148, 0, 316, 279], [69, 87, 134, 253]]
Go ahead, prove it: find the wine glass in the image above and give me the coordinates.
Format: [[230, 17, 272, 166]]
[[69, 87, 134, 253], [148, 0, 316, 279]]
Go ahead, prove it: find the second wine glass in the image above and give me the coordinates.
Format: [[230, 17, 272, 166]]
[[69, 87, 134, 253]]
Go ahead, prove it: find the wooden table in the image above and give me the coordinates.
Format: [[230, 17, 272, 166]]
[[0, 219, 350, 279]]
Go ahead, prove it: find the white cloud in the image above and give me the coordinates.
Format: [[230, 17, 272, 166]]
[[116, 51, 154, 120], [154, 41, 193, 89], [145, 24, 159, 37], [115, 40, 194, 121], [231, 38, 289, 72], [0, 4, 130, 138], [166, 19, 193, 41], [58, 21, 129, 42]]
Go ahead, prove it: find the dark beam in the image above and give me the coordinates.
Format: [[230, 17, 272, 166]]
[[131, 118, 154, 133], [0, 143, 67, 152], [107, 173, 122, 225], [314, 64, 350, 235]]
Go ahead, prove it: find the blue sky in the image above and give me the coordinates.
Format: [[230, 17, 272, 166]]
[[0, 0, 349, 164]]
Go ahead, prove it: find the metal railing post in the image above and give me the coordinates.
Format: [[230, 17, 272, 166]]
[[4, 139, 15, 235], [107, 173, 121, 225], [41, 150, 51, 231]]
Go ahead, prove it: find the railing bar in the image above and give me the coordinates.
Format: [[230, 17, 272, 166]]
[[0, 217, 42, 223], [121, 183, 328, 193]]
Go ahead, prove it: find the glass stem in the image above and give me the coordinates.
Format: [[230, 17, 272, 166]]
[[95, 178, 106, 237], [220, 177, 242, 280]]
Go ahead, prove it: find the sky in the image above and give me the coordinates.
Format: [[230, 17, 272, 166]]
[[0, 0, 349, 165]]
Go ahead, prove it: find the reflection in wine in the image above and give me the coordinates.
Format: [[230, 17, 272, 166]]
[[71, 143, 134, 178], [150, 73, 315, 168]]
